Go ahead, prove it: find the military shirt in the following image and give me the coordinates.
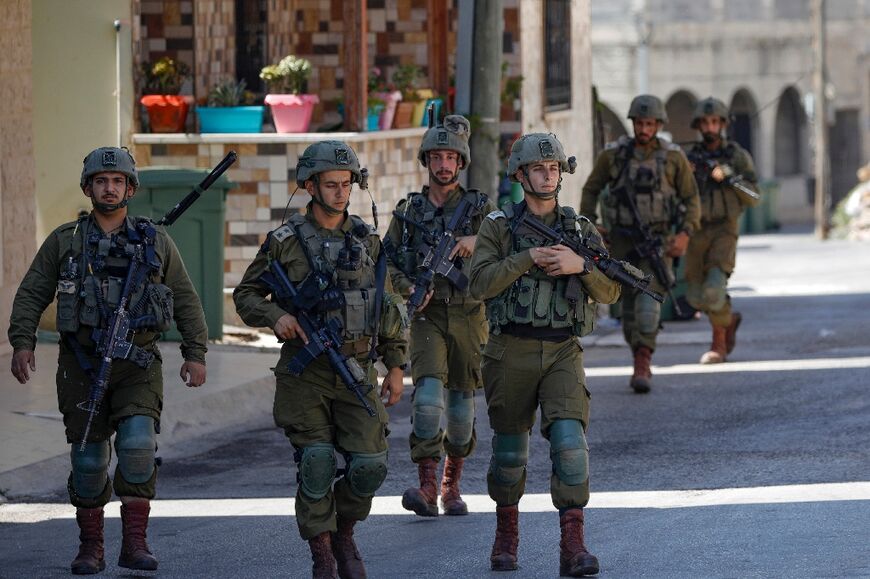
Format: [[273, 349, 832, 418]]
[[580, 136, 701, 235], [233, 207, 408, 370], [683, 138, 760, 222], [8, 214, 208, 363]]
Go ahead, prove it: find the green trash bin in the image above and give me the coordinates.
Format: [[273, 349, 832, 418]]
[[132, 167, 235, 341]]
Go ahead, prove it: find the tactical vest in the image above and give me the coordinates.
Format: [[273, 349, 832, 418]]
[[686, 141, 744, 222], [485, 202, 595, 338], [604, 135, 679, 232], [55, 216, 173, 340], [282, 213, 381, 343], [392, 188, 485, 301]]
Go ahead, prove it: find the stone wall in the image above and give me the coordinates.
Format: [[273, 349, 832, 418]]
[[0, 0, 36, 354], [133, 129, 428, 287]]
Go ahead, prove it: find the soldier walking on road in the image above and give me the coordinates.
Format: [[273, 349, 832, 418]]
[[581, 95, 700, 393], [8, 147, 209, 574], [233, 141, 408, 579], [384, 115, 495, 518], [683, 97, 760, 364], [470, 134, 621, 576]]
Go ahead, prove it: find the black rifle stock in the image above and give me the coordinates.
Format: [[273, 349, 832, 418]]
[[512, 212, 664, 303], [157, 150, 238, 226], [259, 256, 377, 417], [393, 195, 487, 317]]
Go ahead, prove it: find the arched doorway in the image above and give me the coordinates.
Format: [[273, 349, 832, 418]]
[[774, 86, 806, 177], [664, 90, 698, 145], [729, 88, 758, 157], [596, 101, 628, 152]]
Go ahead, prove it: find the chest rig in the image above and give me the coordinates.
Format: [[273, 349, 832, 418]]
[[486, 202, 594, 338], [687, 141, 743, 221], [604, 136, 678, 233], [393, 189, 483, 300], [287, 213, 380, 343]]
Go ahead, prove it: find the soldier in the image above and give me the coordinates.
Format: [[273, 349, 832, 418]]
[[683, 97, 760, 364], [581, 94, 700, 393], [384, 115, 495, 518], [233, 141, 408, 579], [8, 147, 208, 574], [470, 134, 621, 576]]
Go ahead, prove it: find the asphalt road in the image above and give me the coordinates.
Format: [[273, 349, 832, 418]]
[[2, 228, 869, 578]]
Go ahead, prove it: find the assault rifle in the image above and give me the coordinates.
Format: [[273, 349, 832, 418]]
[[392, 194, 488, 317], [686, 150, 760, 201], [77, 150, 238, 451], [512, 210, 664, 303], [611, 185, 682, 315], [258, 254, 377, 417]]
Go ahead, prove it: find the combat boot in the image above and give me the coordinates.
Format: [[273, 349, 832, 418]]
[[118, 500, 158, 571], [559, 509, 599, 577], [440, 456, 468, 516], [401, 457, 439, 517], [630, 347, 653, 394], [71, 507, 105, 575], [308, 532, 338, 579], [332, 516, 366, 579], [700, 325, 728, 364], [725, 311, 742, 354], [490, 504, 519, 571]]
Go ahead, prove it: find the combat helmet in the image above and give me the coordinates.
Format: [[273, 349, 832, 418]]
[[627, 94, 668, 123], [80, 147, 139, 190], [691, 97, 729, 128], [418, 115, 471, 168], [507, 133, 577, 181], [296, 140, 363, 187]]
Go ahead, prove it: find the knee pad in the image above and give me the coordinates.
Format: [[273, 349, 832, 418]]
[[115, 415, 157, 484], [548, 420, 588, 486], [686, 282, 704, 311], [412, 376, 445, 440], [445, 390, 475, 447], [69, 441, 111, 498], [635, 292, 661, 334], [702, 267, 728, 311], [345, 450, 388, 498], [489, 433, 529, 486], [296, 443, 337, 500]]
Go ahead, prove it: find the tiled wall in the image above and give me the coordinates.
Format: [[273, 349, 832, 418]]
[[133, 130, 429, 287]]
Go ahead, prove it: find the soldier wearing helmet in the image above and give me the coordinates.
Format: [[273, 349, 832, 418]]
[[683, 97, 760, 365], [233, 140, 408, 578], [580, 94, 701, 394], [8, 146, 208, 573], [470, 133, 621, 576], [383, 115, 495, 520]]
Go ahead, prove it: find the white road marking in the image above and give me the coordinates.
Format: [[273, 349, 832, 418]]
[[3, 482, 869, 523], [584, 356, 870, 378]]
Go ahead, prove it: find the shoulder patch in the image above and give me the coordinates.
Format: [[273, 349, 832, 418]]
[[271, 224, 295, 242], [486, 210, 506, 221]]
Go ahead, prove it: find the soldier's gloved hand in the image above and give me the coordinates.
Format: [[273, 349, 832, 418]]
[[180, 361, 207, 387], [380, 366, 405, 407], [274, 313, 308, 343], [531, 245, 586, 276], [409, 286, 434, 313], [11, 349, 36, 384], [667, 231, 690, 257], [449, 235, 477, 260]]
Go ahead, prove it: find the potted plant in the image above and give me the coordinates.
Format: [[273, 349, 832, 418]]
[[367, 96, 385, 132], [196, 79, 264, 133], [500, 61, 524, 122], [261, 54, 320, 133], [140, 57, 192, 133], [391, 64, 424, 129], [368, 67, 401, 131]]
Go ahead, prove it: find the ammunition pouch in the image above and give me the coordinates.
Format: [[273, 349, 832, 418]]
[[56, 279, 81, 333]]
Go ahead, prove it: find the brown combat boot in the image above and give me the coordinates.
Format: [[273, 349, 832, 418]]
[[332, 516, 366, 579], [308, 532, 338, 579], [118, 500, 158, 571], [700, 325, 728, 364], [440, 456, 468, 516], [71, 507, 105, 575], [725, 311, 742, 354], [401, 458, 439, 517], [630, 346, 653, 394], [490, 504, 519, 571], [559, 509, 599, 577]]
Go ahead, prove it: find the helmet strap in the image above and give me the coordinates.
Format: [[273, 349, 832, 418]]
[[520, 166, 558, 200], [428, 165, 460, 187], [88, 176, 132, 214], [310, 175, 348, 216]]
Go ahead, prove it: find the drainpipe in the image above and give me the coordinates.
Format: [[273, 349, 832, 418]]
[[114, 19, 122, 147]]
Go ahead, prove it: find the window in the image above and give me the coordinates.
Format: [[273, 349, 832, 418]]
[[545, 0, 571, 110], [236, 0, 267, 93]]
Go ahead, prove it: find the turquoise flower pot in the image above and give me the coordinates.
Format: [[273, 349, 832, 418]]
[[196, 106, 264, 133]]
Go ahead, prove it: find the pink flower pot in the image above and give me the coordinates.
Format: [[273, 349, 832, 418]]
[[371, 91, 402, 130], [265, 94, 320, 133]]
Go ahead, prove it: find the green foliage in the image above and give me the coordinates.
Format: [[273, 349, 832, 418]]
[[392, 64, 424, 101], [260, 54, 312, 94], [142, 57, 190, 95], [207, 79, 255, 107]]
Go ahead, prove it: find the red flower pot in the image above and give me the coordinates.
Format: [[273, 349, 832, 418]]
[[140, 94, 191, 133], [265, 94, 320, 133]]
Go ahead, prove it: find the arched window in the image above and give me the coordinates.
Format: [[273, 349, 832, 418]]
[[774, 86, 806, 176], [729, 88, 759, 157], [664, 90, 698, 145]]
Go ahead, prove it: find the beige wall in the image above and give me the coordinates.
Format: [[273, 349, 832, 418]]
[[0, 0, 36, 354], [32, 0, 135, 240]]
